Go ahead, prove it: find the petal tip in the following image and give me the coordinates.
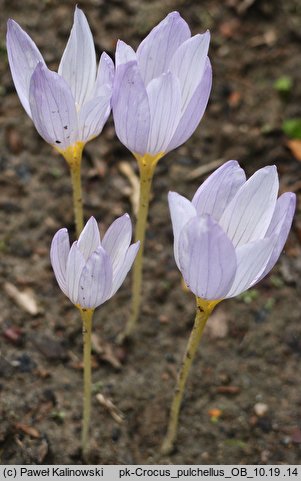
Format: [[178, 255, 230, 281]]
[[167, 11, 181, 18], [289, 191, 297, 207], [74, 5, 84, 17], [51, 227, 69, 244], [87, 216, 98, 227], [291, 191, 297, 200], [168, 191, 180, 204], [204, 30, 211, 41], [227, 159, 239, 166]]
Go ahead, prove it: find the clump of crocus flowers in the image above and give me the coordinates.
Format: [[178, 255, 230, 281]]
[[6, 7, 296, 458]]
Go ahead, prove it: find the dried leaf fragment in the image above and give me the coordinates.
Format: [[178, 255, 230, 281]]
[[96, 393, 125, 424], [286, 139, 301, 162], [208, 408, 222, 421], [205, 308, 229, 339], [15, 423, 40, 438], [3, 326, 23, 345], [91, 333, 122, 369], [216, 385, 240, 394], [4, 282, 40, 316], [118, 161, 140, 216], [186, 159, 224, 181]]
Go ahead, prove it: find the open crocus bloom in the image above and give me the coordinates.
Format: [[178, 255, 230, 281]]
[[168, 161, 296, 300], [7, 7, 114, 155], [50, 216, 140, 309], [112, 11, 212, 158]]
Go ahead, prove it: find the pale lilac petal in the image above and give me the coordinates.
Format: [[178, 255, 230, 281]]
[[110, 241, 140, 297], [6, 19, 45, 117], [58, 6, 96, 108], [166, 58, 212, 152], [169, 32, 210, 112], [192, 160, 246, 221], [225, 238, 275, 298], [146, 72, 182, 154], [29, 63, 78, 150], [50, 228, 70, 296], [115, 40, 136, 68], [77, 217, 101, 261], [102, 214, 132, 276], [136, 11, 191, 85], [78, 246, 113, 308], [178, 215, 237, 300], [168, 191, 196, 269], [112, 61, 150, 155], [256, 192, 296, 282], [66, 242, 86, 304], [93, 52, 114, 97], [219, 166, 279, 248], [79, 88, 112, 142]]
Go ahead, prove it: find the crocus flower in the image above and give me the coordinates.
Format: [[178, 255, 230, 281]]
[[51, 214, 139, 454], [112, 11, 212, 338], [50, 215, 140, 309], [162, 161, 296, 455], [6, 6, 114, 156], [112, 11, 212, 157], [168, 160, 296, 300]]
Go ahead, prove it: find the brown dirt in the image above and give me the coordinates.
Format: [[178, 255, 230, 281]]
[[0, 0, 301, 465]]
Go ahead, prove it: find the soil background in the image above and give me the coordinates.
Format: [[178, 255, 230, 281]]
[[1, 0, 301, 465]]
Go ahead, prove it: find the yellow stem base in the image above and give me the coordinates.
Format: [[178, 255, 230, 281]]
[[59, 142, 85, 238], [161, 297, 220, 455]]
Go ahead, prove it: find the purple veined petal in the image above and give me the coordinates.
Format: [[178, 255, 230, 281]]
[[169, 31, 210, 112], [115, 40, 137, 68], [255, 192, 296, 283], [102, 214, 132, 276], [79, 88, 112, 142], [168, 191, 197, 269], [93, 52, 114, 97], [178, 215, 237, 300], [192, 160, 246, 221], [110, 241, 140, 297], [166, 58, 212, 153], [112, 61, 150, 155], [66, 241, 86, 305], [136, 11, 191, 85], [6, 19, 46, 117], [77, 217, 101, 261], [29, 62, 78, 150], [50, 228, 70, 296], [58, 6, 96, 108], [219, 165, 279, 248], [146, 72, 182, 154], [78, 246, 113, 309], [225, 237, 275, 298]]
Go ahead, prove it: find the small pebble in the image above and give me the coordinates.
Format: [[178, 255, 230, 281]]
[[254, 402, 268, 417]]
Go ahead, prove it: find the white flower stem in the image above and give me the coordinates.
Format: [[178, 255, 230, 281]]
[[119, 153, 163, 341], [161, 297, 220, 455], [79, 307, 94, 457], [70, 161, 84, 238]]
